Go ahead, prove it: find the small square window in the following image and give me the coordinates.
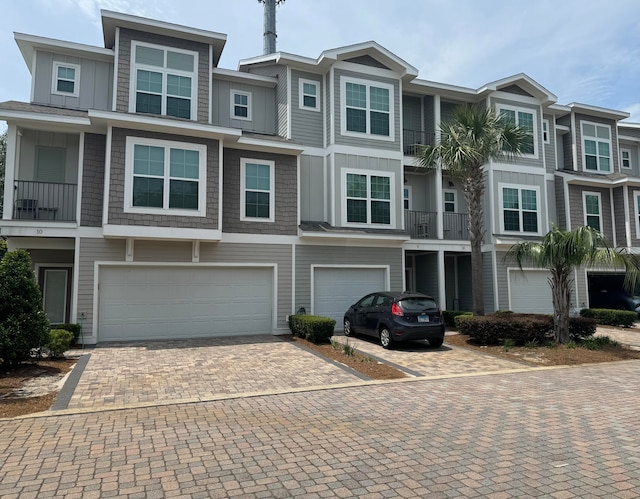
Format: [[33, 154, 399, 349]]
[[621, 149, 632, 169], [299, 79, 320, 111], [52, 62, 80, 97], [231, 91, 252, 121], [543, 120, 550, 144]]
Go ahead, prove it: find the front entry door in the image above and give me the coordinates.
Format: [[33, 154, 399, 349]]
[[42, 268, 70, 324]]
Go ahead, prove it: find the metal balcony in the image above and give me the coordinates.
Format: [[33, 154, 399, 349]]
[[12, 180, 77, 222]]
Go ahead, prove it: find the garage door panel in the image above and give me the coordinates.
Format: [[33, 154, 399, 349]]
[[99, 266, 273, 342], [509, 270, 553, 314]]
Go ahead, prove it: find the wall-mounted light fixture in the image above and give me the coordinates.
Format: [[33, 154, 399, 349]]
[[448, 181, 454, 187]]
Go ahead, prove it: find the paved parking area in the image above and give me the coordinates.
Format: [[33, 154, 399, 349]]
[[1, 361, 639, 497]]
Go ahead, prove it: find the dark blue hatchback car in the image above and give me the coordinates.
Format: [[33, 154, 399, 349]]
[[343, 291, 445, 349]]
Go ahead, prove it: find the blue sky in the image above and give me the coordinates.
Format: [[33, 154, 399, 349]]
[[1, 0, 639, 129]]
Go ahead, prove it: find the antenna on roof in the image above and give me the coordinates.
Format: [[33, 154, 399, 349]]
[[258, 0, 285, 55]]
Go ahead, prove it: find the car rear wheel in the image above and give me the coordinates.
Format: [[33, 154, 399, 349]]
[[379, 327, 393, 349], [429, 337, 444, 348], [344, 318, 352, 337]]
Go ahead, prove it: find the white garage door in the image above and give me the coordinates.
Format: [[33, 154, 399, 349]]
[[98, 266, 273, 342], [313, 267, 387, 324], [509, 269, 553, 314]]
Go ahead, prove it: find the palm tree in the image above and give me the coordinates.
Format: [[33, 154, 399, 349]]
[[418, 104, 531, 315], [507, 225, 640, 343]]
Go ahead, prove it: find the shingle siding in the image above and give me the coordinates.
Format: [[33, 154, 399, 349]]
[[81, 133, 106, 227]]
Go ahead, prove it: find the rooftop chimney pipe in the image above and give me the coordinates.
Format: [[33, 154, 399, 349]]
[[260, 0, 284, 55]]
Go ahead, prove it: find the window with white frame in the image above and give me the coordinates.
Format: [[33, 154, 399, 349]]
[[52, 62, 80, 97], [542, 119, 550, 144], [341, 77, 394, 139], [444, 190, 456, 213], [583, 192, 602, 232], [131, 42, 197, 120], [299, 79, 319, 111], [403, 186, 411, 210], [500, 184, 540, 234], [581, 121, 611, 173], [124, 137, 206, 216], [231, 90, 252, 120], [241, 159, 274, 221], [497, 105, 536, 156], [344, 170, 393, 225], [621, 149, 631, 169]]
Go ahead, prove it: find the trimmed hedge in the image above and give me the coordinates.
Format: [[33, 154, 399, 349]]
[[455, 313, 597, 345], [442, 310, 472, 328], [288, 314, 336, 344], [48, 329, 74, 358], [52, 323, 82, 344], [579, 308, 637, 328]]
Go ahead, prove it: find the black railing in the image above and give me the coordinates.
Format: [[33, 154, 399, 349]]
[[13, 180, 77, 222], [403, 129, 436, 156], [404, 210, 469, 240]]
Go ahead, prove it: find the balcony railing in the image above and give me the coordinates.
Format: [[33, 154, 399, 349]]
[[404, 210, 469, 240], [403, 129, 436, 157], [13, 180, 77, 222]]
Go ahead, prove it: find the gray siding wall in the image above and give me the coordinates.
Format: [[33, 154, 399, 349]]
[[133, 240, 193, 261], [492, 170, 547, 236], [482, 252, 495, 312], [344, 55, 390, 69], [248, 64, 288, 138], [457, 255, 473, 312], [404, 171, 438, 213], [567, 185, 613, 241], [441, 101, 460, 125], [18, 130, 79, 183], [211, 79, 276, 134], [620, 127, 640, 140], [299, 154, 325, 221], [543, 113, 556, 172], [415, 252, 440, 303], [562, 133, 573, 170], [81, 133, 106, 227], [619, 143, 639, 177], [501, 84, 533, 97], [325, 73, 331, 145], [629, 188, 640, 246], [295, 245, 403, 311], [78, 238, 126, 337], [554, 176, 566, 228], [490, 97, 543, 168], [333, 68, 401, 151], [108, 128, 219, 229], [290, 70, 323, 147], [33, 51, 113, 111], [402, 96, 422, 132], [613, 187, 626, 246], [423, 95, 434, 135], [333, 153, 403, 228], [222, 148, 297, 235], [115, 28, 209, 123], [574, 113, 619, 172], [546, 179, 557, 227], [199, 242, 292, 329]]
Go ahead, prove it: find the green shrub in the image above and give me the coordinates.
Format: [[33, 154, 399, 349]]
[[579, 308, 637, 328], [288, 314, 336, 344], [567, 316, 597, 340], [52, 323, 82, 344], [48, 329, 74, 358], [456, 313, 553, 345], [580, 335, 617, 350], [442, 310, 472, 328], [0, 249, 51, 366]]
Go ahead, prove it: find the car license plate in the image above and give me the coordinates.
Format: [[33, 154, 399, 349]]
[[418, 315, 429, 323]]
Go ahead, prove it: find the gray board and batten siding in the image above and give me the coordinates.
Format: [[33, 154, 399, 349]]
[[115, 28, 210, 123], [17, 130, 79, 184], [107, 128, 220, 229], [299, 154, 325, 222], [414, 252, 440, 303], [81, 133, 106, 227], [290, 69, 323, 148], [32, 51, 113, 111], [211, 79, 276, 134], [247, 64, 289, 138]]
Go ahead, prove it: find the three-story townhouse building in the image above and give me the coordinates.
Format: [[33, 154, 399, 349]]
[[0, 10, 637, 343]]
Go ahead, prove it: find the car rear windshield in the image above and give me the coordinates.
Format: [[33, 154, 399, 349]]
[[398, 297, 437, 312]]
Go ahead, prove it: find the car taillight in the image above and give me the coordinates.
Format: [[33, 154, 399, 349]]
[[391, 302, 404, 316]]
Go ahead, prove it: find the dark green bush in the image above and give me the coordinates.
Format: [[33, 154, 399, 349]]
[[288, 314, 336, 344], [48, 329, 74, 358], [0, 249, 51, 365], [456, 313, 553, 345], [579, 308, 637, 328], [567, 316, 597, 340], [442, 310, 472, 328], [52, 323, 82, 344]]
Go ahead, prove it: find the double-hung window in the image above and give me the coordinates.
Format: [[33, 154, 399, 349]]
[[342, 77, 394, 140], [241, 159, 274, 222], [131, 42, 197, 120], [124, 137, 206, 217], [403, 186, 412, 210], [498, 105, 536, 156], [344, 170, 393, 226], [583, 192, 601, 232], [299, 79, 319, 111], [621, 149, 631, 169], [444, 190, 456, 213], [581, 122, 611, 173], [500, 184, 540, 234], [52, 62, 80, 97], [542, 119, 550, 144], [231, 90, 252, 120]]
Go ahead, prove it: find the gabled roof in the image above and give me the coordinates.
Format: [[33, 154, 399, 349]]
[[568, 102, 630, 121], [477, 73, 557, 105], [101, 10, 227, 65], [239, 41, 418, 80]]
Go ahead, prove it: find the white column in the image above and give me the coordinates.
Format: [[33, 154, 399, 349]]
[[2, 124, 18, 220]]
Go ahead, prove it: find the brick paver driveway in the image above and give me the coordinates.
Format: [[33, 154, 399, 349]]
[[1, 361, 639, 497]]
